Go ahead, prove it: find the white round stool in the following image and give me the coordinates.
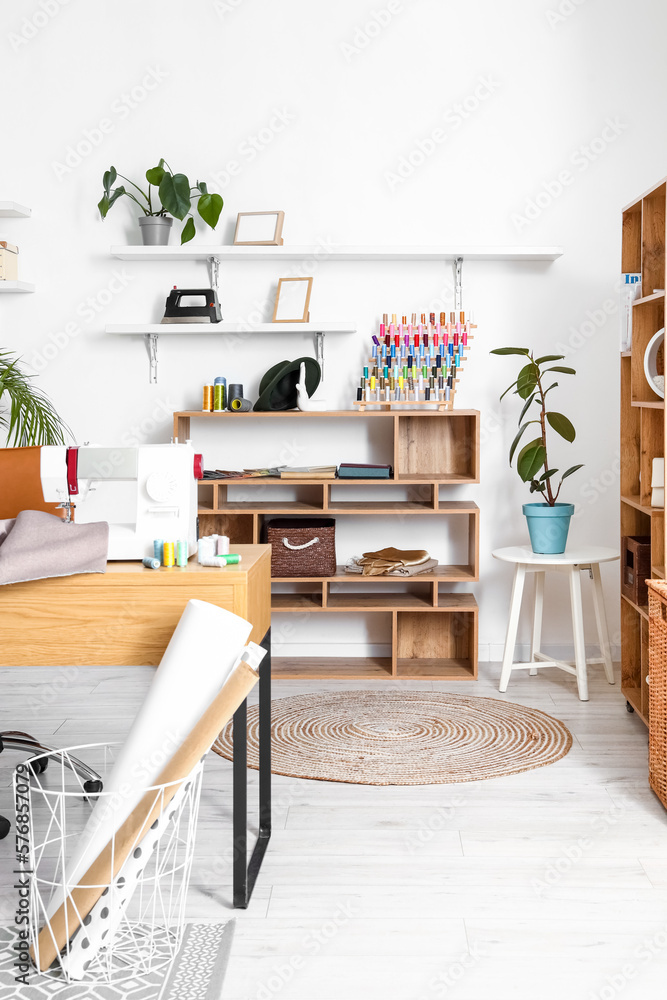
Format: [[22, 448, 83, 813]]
[[492, 545, 619, 702]]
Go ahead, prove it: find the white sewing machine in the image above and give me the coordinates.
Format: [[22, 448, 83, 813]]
[[40, 444, 202, 560]]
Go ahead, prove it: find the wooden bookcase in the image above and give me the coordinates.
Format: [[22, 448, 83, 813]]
[[621, 179, 666, 725], [174, 409, 480, 680]]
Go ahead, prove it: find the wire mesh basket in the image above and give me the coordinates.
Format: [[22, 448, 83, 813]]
[[13, 742, 204, 986]]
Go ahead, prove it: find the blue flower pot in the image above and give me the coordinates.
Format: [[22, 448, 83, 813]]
[[522, 502, 574, 554]]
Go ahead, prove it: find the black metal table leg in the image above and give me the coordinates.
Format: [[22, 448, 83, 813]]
[[233, 627, 271, 907]]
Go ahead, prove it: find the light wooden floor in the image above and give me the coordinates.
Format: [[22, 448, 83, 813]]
[[1, 662, 666, 1000]]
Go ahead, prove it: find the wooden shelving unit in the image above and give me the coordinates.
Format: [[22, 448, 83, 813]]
[[621, 178, 666, 726], [174, 408, 480, 680]]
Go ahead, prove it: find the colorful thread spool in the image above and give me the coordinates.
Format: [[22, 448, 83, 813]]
[[142, 557, 160, 570], [163, 541, 175, 567], [153, 539, 163, 563], [227, 383, 244, 410], [213, 383, 226, 411], [176, 540, 188, 567], [202, 385, 213, 411]]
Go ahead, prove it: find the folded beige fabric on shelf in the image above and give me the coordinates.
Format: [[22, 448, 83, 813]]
[[346, 556, 437, 577], [356, 546, 431, 576]]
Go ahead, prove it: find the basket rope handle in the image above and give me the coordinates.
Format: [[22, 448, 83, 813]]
[[282, 536, 319, 550]]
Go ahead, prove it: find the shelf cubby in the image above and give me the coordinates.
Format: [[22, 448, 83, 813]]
[[621, 596, 645, 722], [642, 184, 666, 295], [271, 656, 394, 679], [622, 202, 642, 273], [395, 603, 478, 679], [395, 411, 479, 481], [640, 407, 664, 506], [631, 296, 664, 404]]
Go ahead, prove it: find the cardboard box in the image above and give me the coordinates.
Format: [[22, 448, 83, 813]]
[[0, 241, 18, 281]]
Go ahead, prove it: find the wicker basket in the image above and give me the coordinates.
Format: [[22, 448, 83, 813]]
[[266, 518, 336, 577], [648, 580, 667, 810]]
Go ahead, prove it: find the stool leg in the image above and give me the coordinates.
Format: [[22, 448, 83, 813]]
[[569, 567, 589, 702], [530, 572, 545, 675], [499, 564, 526, 693], [591, 563, 615, 685]]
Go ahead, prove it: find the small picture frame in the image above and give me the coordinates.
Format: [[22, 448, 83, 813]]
[[233, 211, 285, 246], [272, 277, 313, 323]]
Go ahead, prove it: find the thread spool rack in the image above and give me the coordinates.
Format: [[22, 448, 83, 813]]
[[354, 329, 475, 412]]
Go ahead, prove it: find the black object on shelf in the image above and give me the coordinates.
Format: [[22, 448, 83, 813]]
[[161, 287, 222, 324]]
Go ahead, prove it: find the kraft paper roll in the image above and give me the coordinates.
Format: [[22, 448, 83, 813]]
[[34, 657, 261, 971], [45, 600, 252, 934]]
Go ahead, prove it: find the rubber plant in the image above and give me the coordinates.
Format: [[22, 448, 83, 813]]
[[0, 349, 70, 446], [490, 347, 583, 504], [98, 159, 223, 244]]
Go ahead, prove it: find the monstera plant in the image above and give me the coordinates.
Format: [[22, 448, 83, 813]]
[[98, 159, 223, 245]]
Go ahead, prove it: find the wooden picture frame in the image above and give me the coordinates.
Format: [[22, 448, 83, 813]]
[[272, 277, 312, 323], [233, 211, 285, 246]]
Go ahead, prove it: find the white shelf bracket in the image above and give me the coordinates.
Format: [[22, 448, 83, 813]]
[[146, 333, 159, 384], [316, 331, 325, 380], [208, 255, 221, 300], [454, 256, 463, 312]]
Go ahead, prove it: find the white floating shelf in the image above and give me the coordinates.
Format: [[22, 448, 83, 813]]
[[111, 244, 563, 262], [107, 321, 355, 383], [0, 202, 31, 218], [107, 321, 356, 335], [0, 280, 35, 293]]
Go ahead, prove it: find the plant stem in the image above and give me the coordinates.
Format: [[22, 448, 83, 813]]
[[533, 356, 555, 505], [116, 173, 150, 206], [122, 191, 150, 215]]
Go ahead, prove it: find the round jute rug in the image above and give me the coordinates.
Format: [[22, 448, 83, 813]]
[[212, 691, 573, 785]]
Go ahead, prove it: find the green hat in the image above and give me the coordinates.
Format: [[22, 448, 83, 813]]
[[253, 357, 321, 411]]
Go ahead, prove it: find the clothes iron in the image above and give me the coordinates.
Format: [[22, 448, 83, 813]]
[[161, 287, 222, 324]]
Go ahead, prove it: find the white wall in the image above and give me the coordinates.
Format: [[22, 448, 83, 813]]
[[3, 0, 667, 659]]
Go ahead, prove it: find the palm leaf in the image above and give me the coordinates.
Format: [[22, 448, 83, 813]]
[[0, 349, 70, 446]]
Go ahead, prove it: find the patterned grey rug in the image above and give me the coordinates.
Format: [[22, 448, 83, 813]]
[[0, 921, 235, 999]]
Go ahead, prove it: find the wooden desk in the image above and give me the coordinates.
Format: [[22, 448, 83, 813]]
[[0, 543, 272, 908], [0, 544, 271, 666]]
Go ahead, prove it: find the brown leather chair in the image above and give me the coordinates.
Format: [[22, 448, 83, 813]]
[[0, 446, 99, 840]]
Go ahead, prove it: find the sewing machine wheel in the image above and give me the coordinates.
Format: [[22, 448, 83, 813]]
[[146, 471, 178, 503]]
